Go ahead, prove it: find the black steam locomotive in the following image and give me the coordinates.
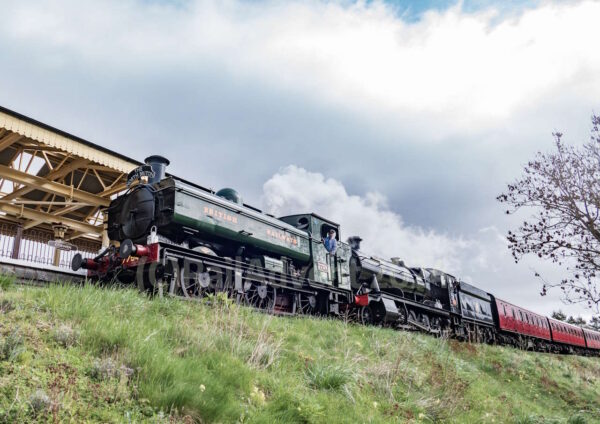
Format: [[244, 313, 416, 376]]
[[72, 156, 600, 355]]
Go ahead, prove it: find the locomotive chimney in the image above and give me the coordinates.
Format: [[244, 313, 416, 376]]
[[144, 155, 170, 184], [347, 236, 363, 250]]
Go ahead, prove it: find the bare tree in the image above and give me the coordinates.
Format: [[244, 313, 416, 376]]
[[498, 115, 600, 313]]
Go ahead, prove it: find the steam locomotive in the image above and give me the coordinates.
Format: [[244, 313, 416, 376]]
[[72, 156, 600, 355]]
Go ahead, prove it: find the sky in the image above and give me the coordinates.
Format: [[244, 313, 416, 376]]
[[1, 0, 599, 318]]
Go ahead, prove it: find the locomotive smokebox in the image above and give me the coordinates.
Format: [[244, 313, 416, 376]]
[[144, 155, 170, 184]]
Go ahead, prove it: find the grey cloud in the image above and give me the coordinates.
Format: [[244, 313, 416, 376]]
[[0, 0, 599, 317]]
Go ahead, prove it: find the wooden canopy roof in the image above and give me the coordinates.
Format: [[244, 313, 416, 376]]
[[0, 106, 140, 245]]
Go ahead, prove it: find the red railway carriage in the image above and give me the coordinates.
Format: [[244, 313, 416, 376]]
[[495, 298, 551, 341], [582, 328, 600, 350], [547, 318, 586, 347]]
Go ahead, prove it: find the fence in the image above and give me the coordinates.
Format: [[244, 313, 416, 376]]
[[0, 222, 101, 270]]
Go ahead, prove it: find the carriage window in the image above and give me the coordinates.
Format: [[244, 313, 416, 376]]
[[503, 305, 507, 315]]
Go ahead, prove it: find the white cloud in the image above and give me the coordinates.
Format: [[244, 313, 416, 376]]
[[262, 165, 471, 272], [1, 0, 598, 317], [261, 165, 594, 319], [2, 0, 599, 137]]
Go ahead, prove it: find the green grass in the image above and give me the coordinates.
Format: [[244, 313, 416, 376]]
[[0, 283, 599, 423]]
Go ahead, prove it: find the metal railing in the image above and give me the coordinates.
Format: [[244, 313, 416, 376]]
[[0, 223, 100, 270]]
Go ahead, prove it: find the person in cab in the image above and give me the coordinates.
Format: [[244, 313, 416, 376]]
[[324, 229, 337, 254]]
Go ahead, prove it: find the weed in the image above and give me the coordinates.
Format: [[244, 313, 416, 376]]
[[28, 389, 50, 415], [0, 299, 13, 313], [306, 363, 354, 391], [568, 413, 588, 424], [0, 274, 15, 291], [89, 357, 119, 380], [0, 328, 25, 361], [52, 324, 79, 347]]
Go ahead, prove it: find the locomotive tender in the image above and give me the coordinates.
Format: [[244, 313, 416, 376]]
[[73, 156, 600, 355]]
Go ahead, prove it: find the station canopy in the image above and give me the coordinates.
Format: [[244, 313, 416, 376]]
[[0, 106, 140, 247]]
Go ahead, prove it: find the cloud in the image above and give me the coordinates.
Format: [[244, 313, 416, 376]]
[[261, 165, 593, 318], [262, 165, 471, 272], [1, 0, 599, 317], [2, 0, 600, 137]]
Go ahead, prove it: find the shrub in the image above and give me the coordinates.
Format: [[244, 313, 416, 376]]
[[28, 389, 50, 415], [89, 357, 119, 380], [0, 328, 25, 361], [53, 324, 79, 348]]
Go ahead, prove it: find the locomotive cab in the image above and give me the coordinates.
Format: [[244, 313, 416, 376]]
[[279, 213, 351, 290], [424, 269, 457, 312]]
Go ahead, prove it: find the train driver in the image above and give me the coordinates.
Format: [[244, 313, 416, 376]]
[[324, 229, 337, 254]]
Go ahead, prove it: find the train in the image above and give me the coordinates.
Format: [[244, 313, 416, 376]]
[[72, 156, 600, 355]]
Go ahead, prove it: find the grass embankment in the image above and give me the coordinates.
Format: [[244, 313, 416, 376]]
[[0, 278, 599, 423]]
